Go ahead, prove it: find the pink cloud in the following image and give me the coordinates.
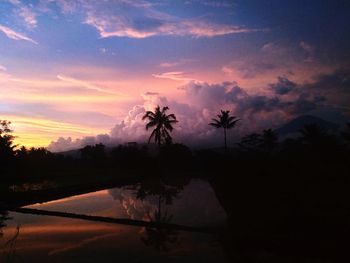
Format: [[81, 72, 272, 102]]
[[0, 24, 37, 44]]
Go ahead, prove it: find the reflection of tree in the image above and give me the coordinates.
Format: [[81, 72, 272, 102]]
[[0, 211, 10, 237], [0, 211, 20, 263], [136, 178, 184, 251], [141, 210, 178, 252]]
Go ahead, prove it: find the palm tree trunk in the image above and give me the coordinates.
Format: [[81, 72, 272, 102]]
[[224, 128, 227, 153]]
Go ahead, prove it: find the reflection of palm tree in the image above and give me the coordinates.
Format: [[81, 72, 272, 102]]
[[136, 178, 182, 206], [136, 178, 182, 251], [141, 209, 178, 252], [209, 110, 240, 152], [142, 106, 178, 146]]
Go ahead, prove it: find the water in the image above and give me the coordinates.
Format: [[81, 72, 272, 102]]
[[0, 179, 229, 262]]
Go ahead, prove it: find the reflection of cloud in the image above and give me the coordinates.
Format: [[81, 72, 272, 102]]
[[109, 180, 227, 226], [0, 24, 37, 44], [109, 188, 155, 220]]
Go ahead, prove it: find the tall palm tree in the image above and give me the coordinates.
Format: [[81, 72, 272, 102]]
[[209, 110, 240, 152], [142, 106, 178, 146]]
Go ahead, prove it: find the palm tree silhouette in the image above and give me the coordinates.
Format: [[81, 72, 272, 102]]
[[209, 110, 240, 152], [142, 106, 178, 146]]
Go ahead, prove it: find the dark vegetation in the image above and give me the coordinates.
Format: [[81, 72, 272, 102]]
[[1, 106, 350, 262]]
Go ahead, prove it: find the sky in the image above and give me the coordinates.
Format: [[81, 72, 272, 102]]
[[0, 0, 350, 150]]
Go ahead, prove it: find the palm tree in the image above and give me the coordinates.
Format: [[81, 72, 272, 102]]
[[209, 110, 240, 152], [142, 106, 178, 146]]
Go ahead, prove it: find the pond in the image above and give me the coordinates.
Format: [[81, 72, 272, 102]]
[[0, 179, 229, 262]]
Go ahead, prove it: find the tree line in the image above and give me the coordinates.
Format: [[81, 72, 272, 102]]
[[1, 105, 350, 173]]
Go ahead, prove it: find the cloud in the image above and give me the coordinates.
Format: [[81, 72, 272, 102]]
[[85, 12, 257, 39], [48, 68, 350, 151], [159, 58, 194, 68], [8, 0, 38, 29], [186, 0, 235, 8], [56, 75, 125, 96], [152, 71, 196, 82], [300, 41, 315, 62], [0, 24, 37, 44], [55, 0, 260, 39], [17, 6, 38, 29], [223, 61, 278, 79], [0, 64, 6, 71], [269, 76, 297, 95]]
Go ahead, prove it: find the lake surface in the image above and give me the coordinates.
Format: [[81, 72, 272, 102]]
[[0, 179, 229, 262]]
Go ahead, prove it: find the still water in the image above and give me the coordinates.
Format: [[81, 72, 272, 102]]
[[0, 179, 228, 262]]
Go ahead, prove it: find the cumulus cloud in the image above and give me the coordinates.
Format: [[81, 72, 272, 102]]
[[48, 69, 350, 152], [0, 24, 37, 44]]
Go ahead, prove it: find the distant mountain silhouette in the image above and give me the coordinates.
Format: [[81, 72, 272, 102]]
[[276, 115, 339, 137]]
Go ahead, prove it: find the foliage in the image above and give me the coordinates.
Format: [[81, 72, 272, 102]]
[[209, 110, 240, 151], [143, 106, 178, 146], [0, 120, 16, 165]]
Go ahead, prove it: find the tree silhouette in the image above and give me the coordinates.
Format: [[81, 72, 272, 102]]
[[341, 123, 350, 145], [0, 120, 16, 165], [142, 106, 178, 146], [260, 129, 279, 153], [209, 110, 240, 152]]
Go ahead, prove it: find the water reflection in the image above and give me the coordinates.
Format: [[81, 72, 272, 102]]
[[0, 211, 9, 235], [0, 179, 228, 262], [0, 212, 20, 263], [135, 178, 182, 251]]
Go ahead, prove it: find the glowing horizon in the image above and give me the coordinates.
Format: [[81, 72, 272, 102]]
[[1, 0, 349, 150]]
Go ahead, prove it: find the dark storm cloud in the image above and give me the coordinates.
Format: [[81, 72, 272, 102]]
[[305, 68, 350, 92], [270, 76, 297, 95]]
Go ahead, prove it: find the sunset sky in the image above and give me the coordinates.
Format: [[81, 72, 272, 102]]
[[1, 0, 349, 150]]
